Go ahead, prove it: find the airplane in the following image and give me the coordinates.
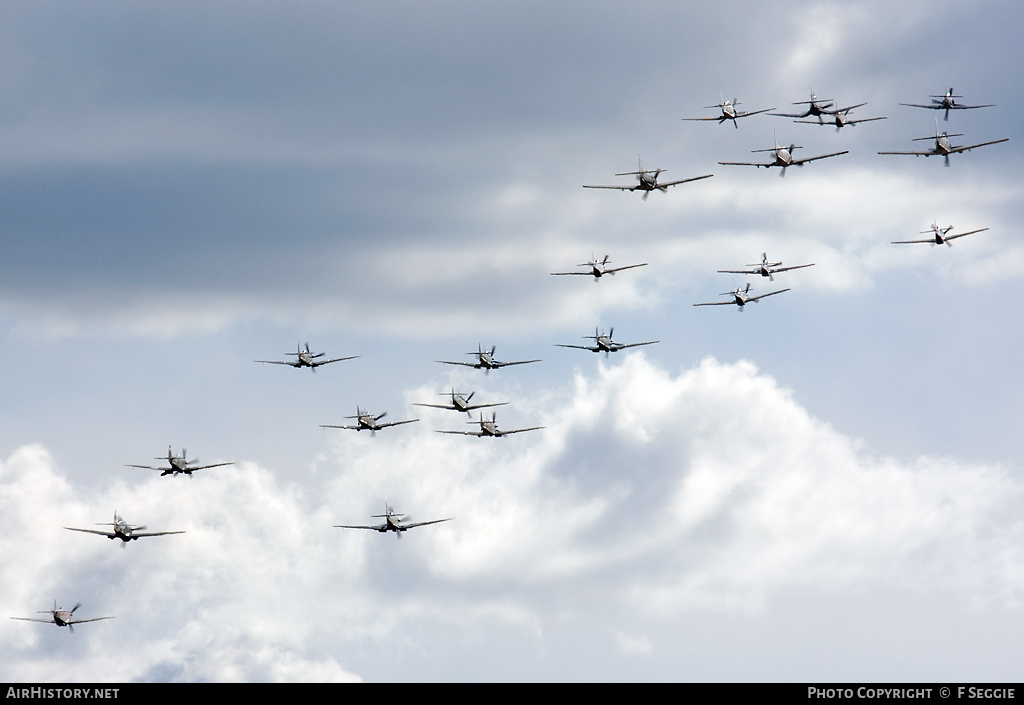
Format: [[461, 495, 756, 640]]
[[795, 101, 887, 131], [682, 96, 776, 129], [414, 389, 508, 416], [718, 132, 848, 176], [10, 600, 115, 633], [891, 221, 988, 247], [436, 411, 544, 438], [878, 119, 1009, 166], [770, 92, 835, 122], [64, 511, 185, 546], [718, 252, 815, 281], [320, 407, 419, 435], [550, 254, 648, 280], [256, 342, 358, 371], [334, 504, 452, 539], [583, 155, 713, 200], [555, 327, 659, 357], [125, 446, 235, 477], [436, 344, 540, 373], [693, 283, 790, 310], [900, 87, 995, 121]]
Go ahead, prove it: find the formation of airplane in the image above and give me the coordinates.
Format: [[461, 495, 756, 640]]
[[718, 133, 848, 176], [334, 504, 452, 538], [10, 601, 115, 633], [682, 97, 775, 128], [550, 254, 647, 280], [320, 407, 418, 435], [125, 447, 235, 477], [892, 221, 988, 247], [436, 411, 544, 438], [900, 88, 995, 121], [555, 327, 658, 357], [64, 512, 185, 545], [414, 389, 508, 416], [583, 156, 713, 200], [436, 344, 540, 373], [770, 93, 835, 122], [693, 283, 790, 310], [718, 252, 815, 281], [878, 119, 1009, 166], [794, 101, 887, 131], [256, 343, 358, 371]]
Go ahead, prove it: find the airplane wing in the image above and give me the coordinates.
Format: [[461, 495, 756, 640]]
[[334, 524, 388, 531], [603, 263, 648, 274], [493, 359, 541, 368], [692, 301, 736, 307], [828, 102, 867, 113], [774, 263, 815, 273], [255, 360, 299, 366], [747, 288, 791, 302], [555, 344, 599, 352], [655, 174, 714, 188], [790, 150, 849, 166], [877, 150, 932, 157], [400, 518, 454, 530], [435, 360, 480, 367], [499, 426, 545, 435], [435, 429, 485, 436], [10, 617, 57, 624], [582, 184, 633, 191], [67, 616, 116, 625], [717, 160, 772, 168], [188, 462, 235, 471], [310, 355, 359, 367], [899, 102, 940, 110], [717, 268, 758, 275], [944, 227, 989, 241], [736, 107, 776, 118], [64, 527, 117, 538], [133, 530, 187, 538], [843, 116, 887, 126], [550, 271, 591, 275], [891, 238, 935, 244], [377, 419, 419, 429], [320, 424, 360, 430], [614, 341, 659, 350], [413, 402, 458, 410], [949, 138, 1009, 154], [681, 115, 722, 122], [124, 464, 163, 471], [464, 402, 509, 411]]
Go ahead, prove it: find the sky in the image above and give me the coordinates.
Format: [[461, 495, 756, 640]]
[[1, 0, 1022, 683]]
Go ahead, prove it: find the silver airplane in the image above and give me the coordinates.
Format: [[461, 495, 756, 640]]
[[550, 254, 648, 280], [583, 155, 713, 200], [335, 504, 452, 539], [10, 601, 115, 633], [693, 282, 790, 310], [795, 101, 887, 131], [320, 407, 419, 435], [771, 92, 836, 123], [878, 119, 1009, 166], [900, 87, 995, 121], [436, 344, 540, 374], [719, 132, 848, 176], [718, 252, 815, 281], [125, 446, 235, 477], [256, 342, 358, 371], [892, 221, 988, 247], [555, 327, 659, 357], [65, 511, 185, 547], [414, 389, 508, 416], [436, 411, 544, 438], [682, 96, 776, 129]]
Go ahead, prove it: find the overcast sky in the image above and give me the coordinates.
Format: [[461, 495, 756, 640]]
[[2, 0, 1022, 683]]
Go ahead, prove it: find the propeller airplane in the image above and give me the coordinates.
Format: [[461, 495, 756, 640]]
[[878, 119, 1008, 166], [256, 342, 358, 371], [334, 504, 452, 539], [436, 411, 544, 438], [682, 96, 776, 129], [900, 87, 995, 121], [583, 155, 713, 200], [320, 407, 419, 435], [555, 327, 658, 357], [10, 601, 115, 633], [65, 512, 185, 547], [693, 282, 790, 310], [125, 446, 235, 477], [891, 221, 988, 247], [550, 254, 648, 280], [414, 389, 508, 416], [718, 252, 815, 281]]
